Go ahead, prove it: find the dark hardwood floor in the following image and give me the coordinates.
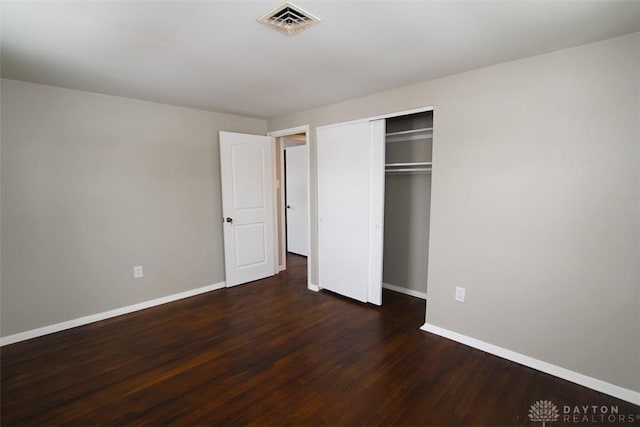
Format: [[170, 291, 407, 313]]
[[2, 254, 639, 426]]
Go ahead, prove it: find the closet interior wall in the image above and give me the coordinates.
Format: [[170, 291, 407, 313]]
[[383, 111, 433, 298]]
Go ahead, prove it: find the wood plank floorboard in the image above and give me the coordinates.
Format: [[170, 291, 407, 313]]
[[2, 254, 639, 426]]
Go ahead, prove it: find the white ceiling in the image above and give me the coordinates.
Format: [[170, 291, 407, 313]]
[[2, 1, 639, 119]]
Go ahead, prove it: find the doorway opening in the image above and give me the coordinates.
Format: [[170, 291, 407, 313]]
[[267, 125, 312, 289]]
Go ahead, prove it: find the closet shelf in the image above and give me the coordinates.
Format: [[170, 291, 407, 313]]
[[385, 127, 433, 143], [385, 127, 433, 137]]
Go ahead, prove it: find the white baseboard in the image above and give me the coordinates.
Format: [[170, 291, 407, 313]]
[[278, 264, 286, 272], [0, 281, 226, 347], [383, 282, 427, 300], [308, 282, 320, 292], [421, 323, 640, 406]]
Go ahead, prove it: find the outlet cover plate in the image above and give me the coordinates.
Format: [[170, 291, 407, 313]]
[[133, 265, 144, 279], [455, 287, 465, 302]]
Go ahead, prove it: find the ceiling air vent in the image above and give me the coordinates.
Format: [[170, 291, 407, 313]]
[[258, 1, 321, 36]]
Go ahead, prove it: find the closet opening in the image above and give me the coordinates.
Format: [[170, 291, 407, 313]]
[[382, 110, 432, 302]]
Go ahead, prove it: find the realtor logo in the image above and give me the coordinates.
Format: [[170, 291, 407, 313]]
[[529, 400, 560, 427]]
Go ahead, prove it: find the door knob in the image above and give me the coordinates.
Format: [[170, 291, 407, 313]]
[[286, 205, 291, 209], [225, 217, 233, 223]]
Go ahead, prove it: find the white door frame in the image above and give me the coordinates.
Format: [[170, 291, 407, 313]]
[[267, 125, 312, 290]]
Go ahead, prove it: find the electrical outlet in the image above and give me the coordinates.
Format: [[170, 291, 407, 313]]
[[455, 287, 465, 302], [133, 265, 144, 279]]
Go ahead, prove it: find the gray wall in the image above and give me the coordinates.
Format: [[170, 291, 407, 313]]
[[268, 33, 640, 392], [1, 79, 266, 336]]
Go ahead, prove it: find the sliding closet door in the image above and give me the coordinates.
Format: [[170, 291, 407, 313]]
[[317, 121, 384, 304]]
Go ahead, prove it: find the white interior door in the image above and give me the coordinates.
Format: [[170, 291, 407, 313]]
[[285, 145, 308, 256], [219, 131, 276, 287], [317, 121, 384, 304]]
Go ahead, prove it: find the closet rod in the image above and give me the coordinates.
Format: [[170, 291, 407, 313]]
[[385, 162, 432, 167], [385, 168, 432, 173]]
